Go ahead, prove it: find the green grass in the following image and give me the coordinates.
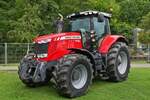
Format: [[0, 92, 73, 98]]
[[0, 68, 150, 100]]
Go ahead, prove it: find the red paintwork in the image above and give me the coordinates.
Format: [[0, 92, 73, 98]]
[[98, 34, 126, 54], [34, 32, 83, 61], [34, 33, 65, 42], [34, 32, 126, 61]]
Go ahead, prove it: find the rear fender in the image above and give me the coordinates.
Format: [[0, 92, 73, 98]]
[[99, 35, 128, 54]]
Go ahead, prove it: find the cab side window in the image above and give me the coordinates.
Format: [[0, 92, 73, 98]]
[[93, 17, 106, 39]]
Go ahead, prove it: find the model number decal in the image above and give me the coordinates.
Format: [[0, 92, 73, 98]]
[[60, 36, 81, 40]]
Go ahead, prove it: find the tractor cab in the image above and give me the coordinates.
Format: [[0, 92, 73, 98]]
[[67, 11, 111, 40], [66, 11, 111, 50]]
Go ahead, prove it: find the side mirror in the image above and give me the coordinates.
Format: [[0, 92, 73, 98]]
[[98, 14, 104, 22]]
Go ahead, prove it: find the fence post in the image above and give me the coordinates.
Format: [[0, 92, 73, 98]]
[[4, 43, 8, 65], [27, 43, 30, 54], [148, 44, 150, 63]]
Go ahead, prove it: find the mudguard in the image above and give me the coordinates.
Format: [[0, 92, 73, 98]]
[[68, 48, 97, 74], [99, 34, 128, 54]]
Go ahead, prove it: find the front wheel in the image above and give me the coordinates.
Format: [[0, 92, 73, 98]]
[[54, 54, 93, 97], [107, 42, 130, 82]]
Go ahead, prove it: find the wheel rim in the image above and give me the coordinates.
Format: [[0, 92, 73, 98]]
[[71, 64, 88, 89], [117, 51, 128, 74]]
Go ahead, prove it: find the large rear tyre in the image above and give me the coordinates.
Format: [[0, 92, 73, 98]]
[[54, 54, 93, 98], [107, 42, 130, 82]]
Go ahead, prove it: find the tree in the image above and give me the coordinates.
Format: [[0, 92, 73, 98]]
[[119, 0, 150, 25], [54, 0, 90, 16], [8, 0, 59, 42], [140, 12, 150, 31], [87, 0, 120, 17], [9, 3, 43, 42], [110, 18, 133, 41], [1, 0, 150, 43], [0, 0, 16, 42], [138, 31, 150, 44], [138, 12, 150, 44]]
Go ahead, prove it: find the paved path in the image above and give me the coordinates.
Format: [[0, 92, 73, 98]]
[[0, 66, 18, 71], [131, 64, 150, 68], [0, 64, 150, 71]]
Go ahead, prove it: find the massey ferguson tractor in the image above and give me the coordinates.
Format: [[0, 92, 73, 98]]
[[18, 11, 130, 98]]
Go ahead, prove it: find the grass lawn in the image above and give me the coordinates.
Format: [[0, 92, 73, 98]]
[[0, 68, 150, 100]]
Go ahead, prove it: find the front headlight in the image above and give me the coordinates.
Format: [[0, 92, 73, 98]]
[[37, 53, 48, 58], [38, 39, 51, 44]]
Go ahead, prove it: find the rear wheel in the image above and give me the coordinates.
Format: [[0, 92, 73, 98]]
[[54, 54, 93, 97], [107, 42, 130, 82]]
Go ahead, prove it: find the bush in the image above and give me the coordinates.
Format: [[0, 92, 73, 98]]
[[138, 31, 150, 44]]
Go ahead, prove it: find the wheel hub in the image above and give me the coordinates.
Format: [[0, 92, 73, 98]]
[[71, 64, 88, 89], [117, 51, 128, 74], [72, 70, 81, 81]]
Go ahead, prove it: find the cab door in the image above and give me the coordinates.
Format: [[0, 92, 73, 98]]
[[93, 17, 111, 51]]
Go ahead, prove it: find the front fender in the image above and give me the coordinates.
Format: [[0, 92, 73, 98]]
[[99, 35, 128, 54], [68, 48, 97, 75]]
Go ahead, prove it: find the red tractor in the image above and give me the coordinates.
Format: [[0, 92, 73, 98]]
[[18, 11, 130, 98]]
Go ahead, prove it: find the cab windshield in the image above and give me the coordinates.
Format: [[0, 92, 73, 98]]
[[70, 17, 91, 32], [67, 16, 107, 39]]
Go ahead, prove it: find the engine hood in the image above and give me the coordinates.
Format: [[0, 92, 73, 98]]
[[33, 32, 81, 43]]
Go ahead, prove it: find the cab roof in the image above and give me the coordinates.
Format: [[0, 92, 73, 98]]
[[67, 10, 112, 19]]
